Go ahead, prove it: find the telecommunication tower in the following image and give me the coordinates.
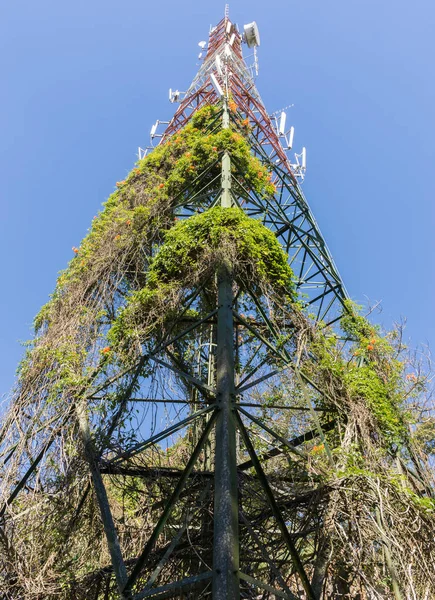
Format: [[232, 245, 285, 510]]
[[1, 9, 434, 600]]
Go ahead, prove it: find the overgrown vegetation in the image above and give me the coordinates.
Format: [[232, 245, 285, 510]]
[[109, 206, 295, 351], [0, 101, 434, 600]]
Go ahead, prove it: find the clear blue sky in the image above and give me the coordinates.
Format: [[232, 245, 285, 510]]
[[1, 0, 434, 397]]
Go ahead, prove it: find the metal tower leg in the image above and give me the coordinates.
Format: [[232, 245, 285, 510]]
[[76, 399, 129, 598], [212, 98, 239, 599], [212, 260, 239, 600]]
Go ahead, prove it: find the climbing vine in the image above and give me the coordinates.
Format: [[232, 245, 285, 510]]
[[108, 206, 295, 350], [1, 100, 434, 600]]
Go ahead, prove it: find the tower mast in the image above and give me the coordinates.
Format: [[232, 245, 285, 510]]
[[1, 9, 433, 600]]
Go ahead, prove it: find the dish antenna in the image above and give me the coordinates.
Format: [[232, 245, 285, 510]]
[[243, 21, 260, 47], [198, 41, 207, 49]]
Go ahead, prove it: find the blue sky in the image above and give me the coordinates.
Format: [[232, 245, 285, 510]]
[[1, 0, 434, 396]]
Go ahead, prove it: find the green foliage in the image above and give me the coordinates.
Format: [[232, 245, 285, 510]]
[[301, 301, 409, 447], [344, 365, 405, 444], [149, 206, 294, 288], [28, 96, 415, 447], [33, 103, 275, 334], [18, 342, 86, 401], [6, 98, 435, 600], [340, 302, 407, 445], [341, 299, 375, 340], [109, 207, 295, 348]]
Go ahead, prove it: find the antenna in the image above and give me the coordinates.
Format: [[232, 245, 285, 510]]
[[169, 90, 184, 103], [270, 105, 296, 149], [254, 46, 259, 76], [279, 111, 287, 135], [301, 147, 306, 170], [198, 41, 207, 49], [288, 126, 295, 150], [215, 55, 223, 76], [229, 33, 236, 46], [226, 22, 231, 35], [270, 104, 295, 118], [210, 72, 224, 97], [291, 147, 307, 181], [138, 147, 152, 160], [243, 22, 260, 47], [150, 120, 169, 142]]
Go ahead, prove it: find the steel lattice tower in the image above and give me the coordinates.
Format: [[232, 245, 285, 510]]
[[5, 10, 431, 600], [1, 13, 347, 600]]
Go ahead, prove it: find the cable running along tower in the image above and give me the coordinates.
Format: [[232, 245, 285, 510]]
[[1, 11, 435, 600]]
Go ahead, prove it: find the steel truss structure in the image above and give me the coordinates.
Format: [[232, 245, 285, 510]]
[[0, 12, 360, 600]]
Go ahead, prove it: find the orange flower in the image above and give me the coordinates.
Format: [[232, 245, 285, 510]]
[[367, 344, 374, 351], [406, 373, 418, 382], [229, 100, 237, 112], [185, 152, 191, 157], [114, 234, 121, 241], [370, 338, 376, 344], [257, 171, 263, 179], [116, 180, 126, 187], [72, 247, 79, 254], [242, 118, 249, 126], [101, 347, 111, 354], [212, 146, 218, 151], [135, 168, 141, 174], [159, 183, 165, 189], [126, 219, 131, 225]]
